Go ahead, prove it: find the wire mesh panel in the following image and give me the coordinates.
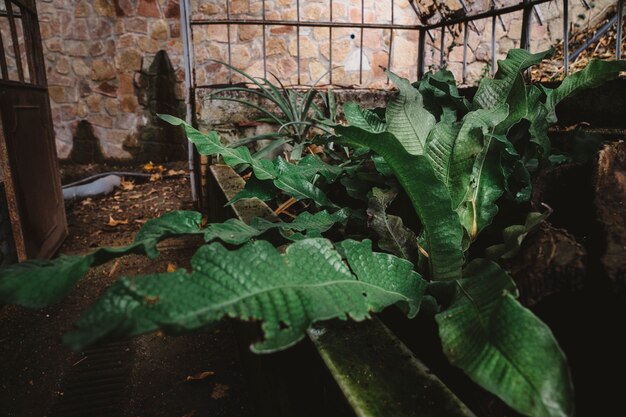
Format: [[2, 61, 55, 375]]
[[187, 0, 422, 88], [183, 0, 625, 88]]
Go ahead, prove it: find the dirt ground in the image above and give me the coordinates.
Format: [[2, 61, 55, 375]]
[[0, 163, 252, 417]]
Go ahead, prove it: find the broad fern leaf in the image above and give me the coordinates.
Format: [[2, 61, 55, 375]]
[[385, 71, 436, 155], [336, 125, 464, 280], [343, 102, 386, 133], [473, 49, 553, 111], [546, 59, 626, 111], [436, 260, 573, 417], [0, 211, 205, 308], [0, 209, 351, 308], [64, 239, 427, 352]]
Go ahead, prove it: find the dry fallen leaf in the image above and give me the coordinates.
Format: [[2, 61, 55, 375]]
[[144, 162, 166, 173], [167, 169, 186, 176], [182, 410, 197, 417], [120, 179, 135, 191], [166, 263, 177, 273], [185, 371, 215, 382], [134, 219, 148, 224], [81, 198, 93, 206], [107, 215, 129, 227], [150, 173, 162, 182]]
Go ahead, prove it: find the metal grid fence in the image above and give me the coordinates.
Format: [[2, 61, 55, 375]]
[[181, 0, 625, 89]]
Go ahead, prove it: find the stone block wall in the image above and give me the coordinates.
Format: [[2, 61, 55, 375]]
[[190, 0, 422, 88], [26, 0, 617, 160], [190, 0, 615, 90], [38, 0, 186, 160]]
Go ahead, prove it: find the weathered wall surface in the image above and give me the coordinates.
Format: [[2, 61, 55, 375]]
[[32, 0, 617, 160], [38, 0, 186, 161]]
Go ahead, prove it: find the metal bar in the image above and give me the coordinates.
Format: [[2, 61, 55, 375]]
[[563, 0, 569, 76], [359, 0, 364, 84], [262, 0, 267, 78], [431, 0, 456, 37], [440, 25, 445, 68], [5, 0, 25, 82], [189, 0, 554, 32], [387, 0, 394, 82], [179, 0, 198, 203], [329, 0, 333, 85], [533, 5, 543, 25], [569, 7, 623, 61], [190, 18, 421, 30], [4, 0, 34, 14], [420, 0, 552, 31], [458, 0, 479, 33], [462, 21, 468, 83], [491, 0, 507, 31], [418, 28, 426, 79], [521, 0, 533, 50], [0, 15, 9, 79], [20, 5, 36, 83], [225, 0, 232, 83], [492, 8, 497, 76], [617, 0, 624, 60], [296, 0, 300, 84]]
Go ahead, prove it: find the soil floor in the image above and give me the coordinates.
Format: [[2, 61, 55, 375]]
[[0, 163, 253, 417]]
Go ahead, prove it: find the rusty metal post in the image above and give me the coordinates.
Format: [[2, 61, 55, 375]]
[[563, 0, 569, 77], [418, 28, 426, 79], [617, 0, 624, 60], [521, 0, 533, 50]]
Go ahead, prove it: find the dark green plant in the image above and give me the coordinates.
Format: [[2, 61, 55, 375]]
[[1, 49, 625, 417], [208, 60, 336, 160]]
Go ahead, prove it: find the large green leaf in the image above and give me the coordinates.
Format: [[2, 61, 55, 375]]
[[0, 208, 352, 308], [64, 239, 427, 352], [385, 71, 436, 155], [343, 102, 386, 133], [416, 69, 470, 123], [473, 49, 553, 111], [367, 188, 419, 264], [425, 106, 508, 227], [158, 114, 277, 180], [436, 260, 573, 417], [336, 125, 464, 280], [0, 211, 204, 308], [273, 157, 337, 208], [546, 59, 626, 111], [456, 133, 505, 242], [485, 210, 551, 260]]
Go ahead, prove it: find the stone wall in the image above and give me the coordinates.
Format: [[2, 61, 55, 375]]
[[31, 0, 617, 160], [190, 0, 422, 88], [190, 0, 616, 89], [38, 0, 185, 160]]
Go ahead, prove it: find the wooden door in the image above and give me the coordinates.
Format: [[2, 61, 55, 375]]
[[0, 0, 67, 260]]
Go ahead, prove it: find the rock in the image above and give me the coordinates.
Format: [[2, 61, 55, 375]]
[[151, 19, 169, 40], [94, 0, 114, 17], [72, 59, 91, 77], [48, 86, 66, 103], [594, 141, 626, 298], [505, 222, 586, 306], [164, 0, 180, 19], [95, 82, 118, 97], [92, 59, 116, 81], [137, 0, 161, 18], [116, 49, 142, 72]]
